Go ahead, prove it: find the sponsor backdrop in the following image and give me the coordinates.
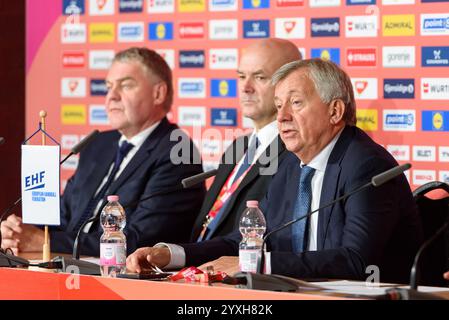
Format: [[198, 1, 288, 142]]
[[26, 0, 449, 190]]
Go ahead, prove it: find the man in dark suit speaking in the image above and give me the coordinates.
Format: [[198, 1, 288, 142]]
[[128, 59, 423, 284], [1, 48, 205, 256]]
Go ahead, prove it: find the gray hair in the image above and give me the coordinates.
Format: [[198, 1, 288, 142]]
[[113, 47, 173, 112], [271, 59, 356, 126]]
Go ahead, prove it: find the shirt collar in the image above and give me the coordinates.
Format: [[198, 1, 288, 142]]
[[301, 128, 344, 172], [251, 120, 278, 148], [118, 120, 161, 149]]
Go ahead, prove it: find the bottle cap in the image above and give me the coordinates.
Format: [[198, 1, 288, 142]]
[[246, 200, 258, 208], [107, 195, 119, 202]]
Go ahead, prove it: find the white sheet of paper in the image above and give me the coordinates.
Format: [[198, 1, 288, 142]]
[[21, 145, 61, 225]]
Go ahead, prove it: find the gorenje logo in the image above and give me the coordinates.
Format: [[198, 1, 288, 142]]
[[310, 18, 340, 37], [243, 20, 270, 38], [89, 50, 114, 70], [421, 78, 449, 100], [421, 46, 449, 67], [118, 22, 144, 42], [421, 13, 449, 36], [179, 50, 205, 68], [209, 20, 238, 40], [178, 106, 206, 126], [382, 46, 415, 68], [383, 109, 416, 131], [119, 0, 143, 12], [383, 79, 415, 99]]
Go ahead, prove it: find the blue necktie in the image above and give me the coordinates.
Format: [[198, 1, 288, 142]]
[[197, 135, 259, 242], [292, 166, 315, 253], [74, 141, 134, 232]]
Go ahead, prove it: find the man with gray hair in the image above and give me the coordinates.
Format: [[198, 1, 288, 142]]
[[1, 47, 205, 257], [129, 58, 423, 284]]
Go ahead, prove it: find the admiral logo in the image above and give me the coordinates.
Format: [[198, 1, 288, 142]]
[[89, 105, 109, 125], [179, 0, 206, 12], [179, 50, 205, 68], [61, 23, 86, 43], [156, 49, 175, 69], [356, 109, 378, 131], [119, 0, 143, 12], [179, 22, 205, 39], [382, 46, 415, 68], [89, 50, 114, 70], [148, 0, 174, 13], [439, 171, 449, 184], [413, 170, 436, 186], [275, 18, 306, 39], [211, 79, 237, 98], [209, 49, 238, 70], [118, 22, 144, 42], [387, 145, 410, 161], [62, 52, 85, 68], [61, 135, 79, 150], [383, 109, 416, 131], [209, 0, 238, 11], [422, 111, 449, 131], [346, 48, 377, 67], [345, 15, 378, 37], [89, 23, 115, 43], [178, 106, 206, 126], [243, 0, 270, 8], [413, 146, 436, 162], [382, 15, 415, 36], [178, 78, 206, 98], [421, 14, 449, 36], [439, 146, 449, 162], [276, 0, 304, 6], [63, 0, 85, 15], [149, 22, 173, 40], [89, 0, 115, 15], [421, 78, 449, 100], [61, 105, 87, 125], [346, 0, 375, 5], [422, 46, 449, 67], [90, 79, 108, 96], [309, 0, 341, 7], [243, 20, 270, 38], [209, 20, 238, 40], [311, 18, 340, 37], [382, 0, 414, 4], [61, 78, 86, 98], [383, 79, 415, 99], [351, 78, 378, 99], [211, 108, 237, 127], [311, 48, 341, 65]]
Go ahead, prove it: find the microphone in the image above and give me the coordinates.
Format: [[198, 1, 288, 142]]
[[181, 169, 218, 188], [0, 130, 100, 268], [70, 169, 216, 272], [255, 163, 412, 276], [0, 137, 4, 146]]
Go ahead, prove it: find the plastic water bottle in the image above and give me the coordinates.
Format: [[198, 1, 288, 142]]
[[100, 195, 127, 277], [239, 200, 266, 273]]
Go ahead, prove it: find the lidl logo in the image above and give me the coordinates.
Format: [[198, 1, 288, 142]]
[[422, 46, 449, 67], [89, 23, 115, 43], [211, 108, 237, 126], [211, 79, 237, 98], [119, 0, 143, 12], [422, 111, 449, 131], [178, 0, 206, 12], [243, 0, 270, 8], [209, 20, 238, 40], [383, 79, 415, 99], [311, 48, 340, 65], [243, 20, 270, 38], [382, 15, 415, 36], [63, 0, 85, 15], [61, 105, 87, 125], [149, 22, 173, 40], [310, 18, 340, 37], [356, 109, 378, 131]]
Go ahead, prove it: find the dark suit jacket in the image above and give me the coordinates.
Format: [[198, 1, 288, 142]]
[[181, 126, 423, 284], [190, 135, 287, 241], [50, 117, 206, 256]]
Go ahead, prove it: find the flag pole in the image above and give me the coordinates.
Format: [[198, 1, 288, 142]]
[[40, 110, 51, 262]]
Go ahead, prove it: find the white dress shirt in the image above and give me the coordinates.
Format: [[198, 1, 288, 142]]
[[158, 120, 279, 269]]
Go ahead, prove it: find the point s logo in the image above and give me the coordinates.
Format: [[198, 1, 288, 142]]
[[24, 171, 46, 191], [421, 13, 449, 36]]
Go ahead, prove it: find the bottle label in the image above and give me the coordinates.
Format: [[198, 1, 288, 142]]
[[239, 249, 261, 273], [100, 243, 126, 266]]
